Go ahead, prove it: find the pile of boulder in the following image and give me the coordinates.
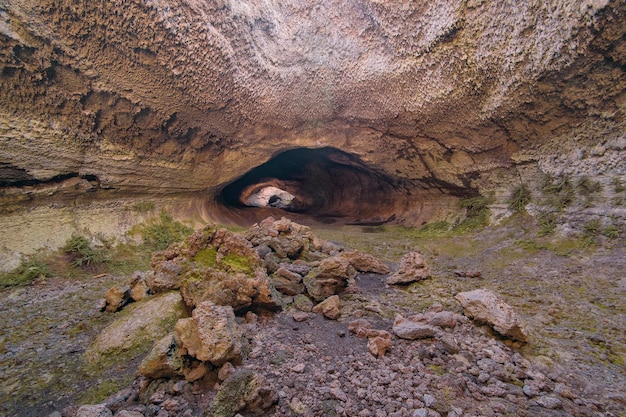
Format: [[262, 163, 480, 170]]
[[98, 217, 394, 415], [89, 216, 532, 417]]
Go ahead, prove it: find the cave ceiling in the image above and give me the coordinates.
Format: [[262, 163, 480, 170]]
[[0, 0, 624, 223]]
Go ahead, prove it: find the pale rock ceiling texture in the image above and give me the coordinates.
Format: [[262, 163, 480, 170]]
[[0, 0, 624, 223]]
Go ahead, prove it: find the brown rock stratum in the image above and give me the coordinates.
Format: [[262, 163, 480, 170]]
[[0, 0, 624, 225]]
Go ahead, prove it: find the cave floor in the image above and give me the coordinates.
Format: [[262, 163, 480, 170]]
[[0, 215, 624, 416]]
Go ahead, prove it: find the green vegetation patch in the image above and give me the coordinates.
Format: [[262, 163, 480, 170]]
[[194, 247, 218, 268], [540, 174, 575, 210], [0, 254, 53, 287], [139, 210, 193, 250], [508, 184, 532, 212], [63, 235, 111, 268], [454, 195, 492, 233], [221, 252, 254, 275]]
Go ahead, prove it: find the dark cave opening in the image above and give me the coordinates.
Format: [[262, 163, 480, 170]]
[[219, 147, 409, 224]]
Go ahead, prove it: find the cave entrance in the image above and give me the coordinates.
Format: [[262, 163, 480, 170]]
[[219, 147, 406, 224]]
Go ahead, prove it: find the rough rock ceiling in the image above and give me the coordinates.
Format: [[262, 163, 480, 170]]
[[0, 0, 624, 223]]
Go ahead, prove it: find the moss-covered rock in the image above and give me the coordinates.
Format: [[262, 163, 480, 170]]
[[84, 292, 186, 366]]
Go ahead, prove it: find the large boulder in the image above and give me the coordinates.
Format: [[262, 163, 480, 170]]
[[303, 255, 357, 301], [85, 292, 186, 364], [386, 252, 431, 285], [455, 289, 528, 342], [175, 301, 244, 366]]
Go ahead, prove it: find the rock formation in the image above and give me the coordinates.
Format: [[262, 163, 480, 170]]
[[0, 0, 624, 245]]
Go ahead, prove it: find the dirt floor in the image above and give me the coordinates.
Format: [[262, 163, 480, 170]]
[[0, 215, 624, 416]]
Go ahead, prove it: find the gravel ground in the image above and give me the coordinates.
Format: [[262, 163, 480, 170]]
[[1, 221, 624, 417]]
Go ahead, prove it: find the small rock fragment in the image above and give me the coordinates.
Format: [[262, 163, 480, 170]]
[[368, 335, 392, 358], [292, 363, 306, 373], [218, 362, 236, 381], [348, 319, 373, 338], [292, 311, 311, 322], [129, 271, 150, 301]]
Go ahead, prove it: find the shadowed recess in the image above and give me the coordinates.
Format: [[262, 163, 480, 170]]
[[219, 147, 409, 224]]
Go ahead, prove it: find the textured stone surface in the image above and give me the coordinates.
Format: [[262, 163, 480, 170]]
[[387, 252, 431, 285], [455, 289, 528, 342], [138, 333, 184, 379], [75, 405, 113, 417], [84, 292, 186, 364], [311, 295, 341, 320], [304, 255, 357, 301], [174, 301, 243, 366], [339, 250, 390, 275], [392, 314, 439, 340], [0, 0, 623, 232]]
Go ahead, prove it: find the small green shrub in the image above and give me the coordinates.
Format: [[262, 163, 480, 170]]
[[612, 177, 625, 193], [537, 212, 558, 236], [577, 177, 603, 207], [577, 177, 603, 195], [0, 256, 53, 287], [454, 195, 492, 232], [580, 219, 602, 248], [63, 235, 110, 267], [508, 185, 532, 212], [515, 240, 546, 253], [541, 174, 575, 210], [601, 225, 620, 240], [140, 211, 193, 250]]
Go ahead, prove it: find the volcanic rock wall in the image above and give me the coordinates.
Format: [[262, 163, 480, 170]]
[[0, 0, 624, 227]]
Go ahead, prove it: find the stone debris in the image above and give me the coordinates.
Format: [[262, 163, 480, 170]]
[[129, 271, 150, 302], [386, 252, 431, 285], [338, 250, 391, 274], [455, 288, 529, 342], [78, 218, 608, 417]]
